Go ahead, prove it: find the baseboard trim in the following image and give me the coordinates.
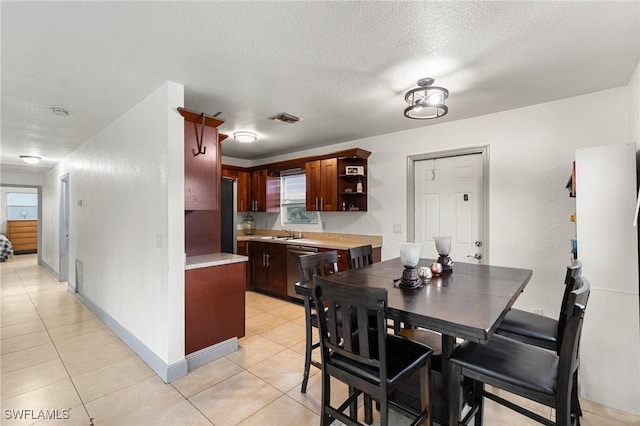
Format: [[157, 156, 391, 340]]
[[74, 292, 188, 383], [185, 338, 238, 371], [39, 258, 60, 281]]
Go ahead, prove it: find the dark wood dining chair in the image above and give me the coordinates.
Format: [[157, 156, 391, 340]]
[[496, 259, 583, 417], [347, 244, 374, 269], [448, 276, 590, 426], [297, 251, 339, 393], [496, 260, 583, 351], [313, 275, 434, 426]]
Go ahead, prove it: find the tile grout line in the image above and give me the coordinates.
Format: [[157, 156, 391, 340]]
[[16, 269, 96, 426]]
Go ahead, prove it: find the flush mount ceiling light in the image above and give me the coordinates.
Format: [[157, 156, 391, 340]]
[[233, 131, 257, 143], [404, 77, 449, 119], [19, 155, 42, 165], [50, 107, 69, 117]]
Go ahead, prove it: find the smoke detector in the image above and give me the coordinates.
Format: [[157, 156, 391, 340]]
[[268, 112, 301, 124]]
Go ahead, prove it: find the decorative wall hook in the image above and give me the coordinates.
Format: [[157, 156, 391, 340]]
[[192, 113, 207, 156], [177, 107, 227, 153]]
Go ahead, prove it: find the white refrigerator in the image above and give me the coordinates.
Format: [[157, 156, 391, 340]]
[[576, 143, 640, 414]]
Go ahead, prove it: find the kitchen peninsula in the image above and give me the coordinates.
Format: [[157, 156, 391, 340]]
[[185, 253, 247, 355], [181, 108, 249, 359]]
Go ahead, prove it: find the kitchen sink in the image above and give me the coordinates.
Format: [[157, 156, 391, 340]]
[[259, 236, 298, 240]]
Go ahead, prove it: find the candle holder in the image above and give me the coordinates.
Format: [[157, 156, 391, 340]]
[[434, 236, 453, 273], [399, 242, 423, 288]]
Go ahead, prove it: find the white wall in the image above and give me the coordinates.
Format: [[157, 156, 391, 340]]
[[247, 85, 630, 326], [41, 81, 185, 371], [0, 172, 43, 186], [630, 62, 640, 147]]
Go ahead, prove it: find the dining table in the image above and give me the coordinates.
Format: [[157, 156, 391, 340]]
[[295, 257, 533, 426]]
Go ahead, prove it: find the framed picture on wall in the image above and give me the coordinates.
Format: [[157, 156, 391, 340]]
[[345, 166, 364, 175]]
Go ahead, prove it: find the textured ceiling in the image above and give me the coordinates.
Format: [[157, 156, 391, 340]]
[[2, 1, 639, 174]]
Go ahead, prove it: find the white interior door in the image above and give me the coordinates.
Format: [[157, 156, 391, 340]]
[[414, 153, 484, 263], [59, 175, 69, 282]]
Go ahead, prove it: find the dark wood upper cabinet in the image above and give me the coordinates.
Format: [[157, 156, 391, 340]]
[[306, 158, 338, 211], [223, 147, 370, 213], [181, 108, 225, 211], [248, 169, 280, 212], [222, 167, 250, 212]]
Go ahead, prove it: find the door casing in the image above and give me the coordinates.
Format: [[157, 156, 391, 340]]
[[407, 146, 490, 264]]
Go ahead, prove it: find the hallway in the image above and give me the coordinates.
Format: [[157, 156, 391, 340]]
[[2, 254, 638, 425]]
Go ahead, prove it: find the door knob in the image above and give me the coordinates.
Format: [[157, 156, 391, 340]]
[[467, 253, 483, 260]]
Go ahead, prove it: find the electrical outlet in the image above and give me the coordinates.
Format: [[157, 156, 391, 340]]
[[393, 223, 402, 234]]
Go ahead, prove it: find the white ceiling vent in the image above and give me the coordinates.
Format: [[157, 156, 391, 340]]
[[268, 112, 301, 124]]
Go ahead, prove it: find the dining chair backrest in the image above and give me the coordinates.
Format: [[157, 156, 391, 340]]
[[313, 275, 388, 375], [557, 259, 583, 354], [298, 251, 339, 283], [347, 245, 374, 270], [557, 276, 590, 401], [313, 275, 433, 425]]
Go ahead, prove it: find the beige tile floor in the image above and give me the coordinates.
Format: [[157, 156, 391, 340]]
[[2, 254, 639, 426]]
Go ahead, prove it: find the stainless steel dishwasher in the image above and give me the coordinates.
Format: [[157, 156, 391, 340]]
[[286, 245, 318, 300]]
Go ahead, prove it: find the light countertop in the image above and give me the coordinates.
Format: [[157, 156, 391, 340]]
[[185, 253, 248, 270], [237, 230, 382, 250]]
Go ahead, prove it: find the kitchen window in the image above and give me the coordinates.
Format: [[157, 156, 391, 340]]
[[281, 173, 319, 224]]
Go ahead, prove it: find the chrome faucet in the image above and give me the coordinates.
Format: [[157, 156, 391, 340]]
[[282, 227, 295, 238]]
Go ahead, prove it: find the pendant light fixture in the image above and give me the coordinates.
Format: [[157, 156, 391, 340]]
[[404, 78, 449, 119]]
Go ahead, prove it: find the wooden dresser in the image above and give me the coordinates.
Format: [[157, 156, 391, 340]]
[[6, 220, 37, 253]]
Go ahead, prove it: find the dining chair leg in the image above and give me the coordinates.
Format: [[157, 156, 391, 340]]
[[419, 360, 433, 426], [448, 362, 463, 426], [364, 393, 373, 424], [349, 386, 358, 419], [572, 371, 582, 418], [321, 370, 332, 426], [380, 392, 389, 425], [473, 380, 484, 426], [301, 296, 314, 393]]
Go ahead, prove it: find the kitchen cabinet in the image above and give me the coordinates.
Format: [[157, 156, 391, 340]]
[[248, 169, 280, 212], [338, 157, 368, 212], [305, 158, 338, 211], [237, 240, 251, 290], [185, 262, 246, 354], [181, 108, 223, 211], [319, 246, 382, 271], [222, 167, 249, 212], [6, 220, 37, 253], [250, 241, 287, 296], [319, 247, 350, 271]]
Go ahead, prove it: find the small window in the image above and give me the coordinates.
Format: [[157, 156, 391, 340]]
[[281, 173, 319, 224], [6, 192, 38, 220]]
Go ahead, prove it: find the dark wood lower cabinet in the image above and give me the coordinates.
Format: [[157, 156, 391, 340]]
[[250, 242, 287, 298], [319, 247, 381, 271], [248, 242, 382, 299], [237, 241, 251, 290], [185, 262, 246, 355]]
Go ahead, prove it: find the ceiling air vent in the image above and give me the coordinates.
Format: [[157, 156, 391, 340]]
[[268, 112, 301, 124]]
